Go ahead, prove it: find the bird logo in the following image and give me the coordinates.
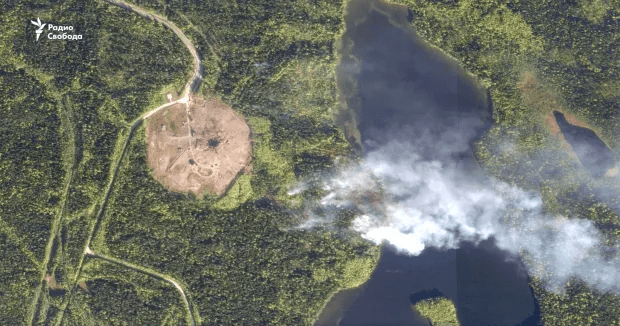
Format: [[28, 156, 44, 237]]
[[31, 17, 46, 41]]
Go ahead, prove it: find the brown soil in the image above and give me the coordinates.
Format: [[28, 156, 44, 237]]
[[518, 71, 598, 160], [146, 96, 252, 196], [44, 274, 61, 290], [78, 282, 88, 292], [519, 72, 593, 132]]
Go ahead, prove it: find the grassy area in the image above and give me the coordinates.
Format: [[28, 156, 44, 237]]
[[93, 118, 378, 324], [0, 66, 66, 325], [15, 0, 620, 324], [65, 258, 187, 325]]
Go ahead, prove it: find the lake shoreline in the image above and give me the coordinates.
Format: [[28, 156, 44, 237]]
[[315, 0, 539, 324]]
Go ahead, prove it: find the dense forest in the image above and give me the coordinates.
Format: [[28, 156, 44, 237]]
[[1, 0, 377, 324], [413, 297, 460, 326], [2, 0, 620, 324], [1, 0, 192, 323]]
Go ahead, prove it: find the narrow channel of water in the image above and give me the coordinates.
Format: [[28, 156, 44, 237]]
[[316, 1, 541, 325]]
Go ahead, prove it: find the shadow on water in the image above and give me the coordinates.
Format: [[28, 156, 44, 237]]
[[339, 0, 493, 182], [316, 0, 541, 325], [553, 110, 616, 178], [314, 285, 368, 326]]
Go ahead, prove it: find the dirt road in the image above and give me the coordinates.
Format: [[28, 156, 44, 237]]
[[85, 247, 197, 326], [48, 2, 204, 326], [103, 0, 204, 121], [104, 0, 202, 101]]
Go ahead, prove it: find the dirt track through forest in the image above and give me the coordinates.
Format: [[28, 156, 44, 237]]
[[85, 247, 197, 326], [26, 93, 78, 326], [42, 1, 205, 325]]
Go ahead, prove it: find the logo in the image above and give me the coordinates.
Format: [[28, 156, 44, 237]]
[[30, 18, 83, 42], [31, 17, 46, 41]]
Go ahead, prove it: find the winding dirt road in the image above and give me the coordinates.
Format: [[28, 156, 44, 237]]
[[43, 1, 205, 326], [85, 247, 197, 326], [104, 0, 202, 100], [103, 0, 203, 121]]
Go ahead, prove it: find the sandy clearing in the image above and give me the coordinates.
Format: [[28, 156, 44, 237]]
[[146, 96, 252, 196]]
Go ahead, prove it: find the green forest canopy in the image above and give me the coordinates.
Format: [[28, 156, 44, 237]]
[[1, 0, 620, 325]]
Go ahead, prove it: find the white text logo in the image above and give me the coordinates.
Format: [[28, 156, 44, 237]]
[[30, 17, 45, 41], [31, 18, 83, 42]]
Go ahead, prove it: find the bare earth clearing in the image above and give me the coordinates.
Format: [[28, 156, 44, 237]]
[[519, 72, 618, 177], [146, 96, 252, 196], [519, 72, 594, 135]]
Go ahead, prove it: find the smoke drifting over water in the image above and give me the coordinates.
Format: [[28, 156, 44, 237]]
[[293, 1, 620, 299], [299, 139, 620, 294]]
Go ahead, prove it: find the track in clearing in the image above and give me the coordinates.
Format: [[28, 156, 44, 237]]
[[26, 91, 78, 326], [85, 247, 197, 326], [27, 0, 205, 325]]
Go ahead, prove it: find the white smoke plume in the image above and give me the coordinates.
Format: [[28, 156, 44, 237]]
[[300, 139, 620, 294]]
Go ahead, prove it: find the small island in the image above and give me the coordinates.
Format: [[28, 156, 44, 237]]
[[413, 297, 460, 326]]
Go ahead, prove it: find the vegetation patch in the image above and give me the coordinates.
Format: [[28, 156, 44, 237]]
[[413, 296, 460, 326], [65, 259, 186, 325]]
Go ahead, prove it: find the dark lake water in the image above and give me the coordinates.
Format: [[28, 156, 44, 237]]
[[553, 110, 616, 178], [316, 1, 541, 325], [338, 246, 456, 326]]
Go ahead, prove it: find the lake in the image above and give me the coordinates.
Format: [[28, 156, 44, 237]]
[[316, 1, 541, 325], [553, 110, 616, 178]]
